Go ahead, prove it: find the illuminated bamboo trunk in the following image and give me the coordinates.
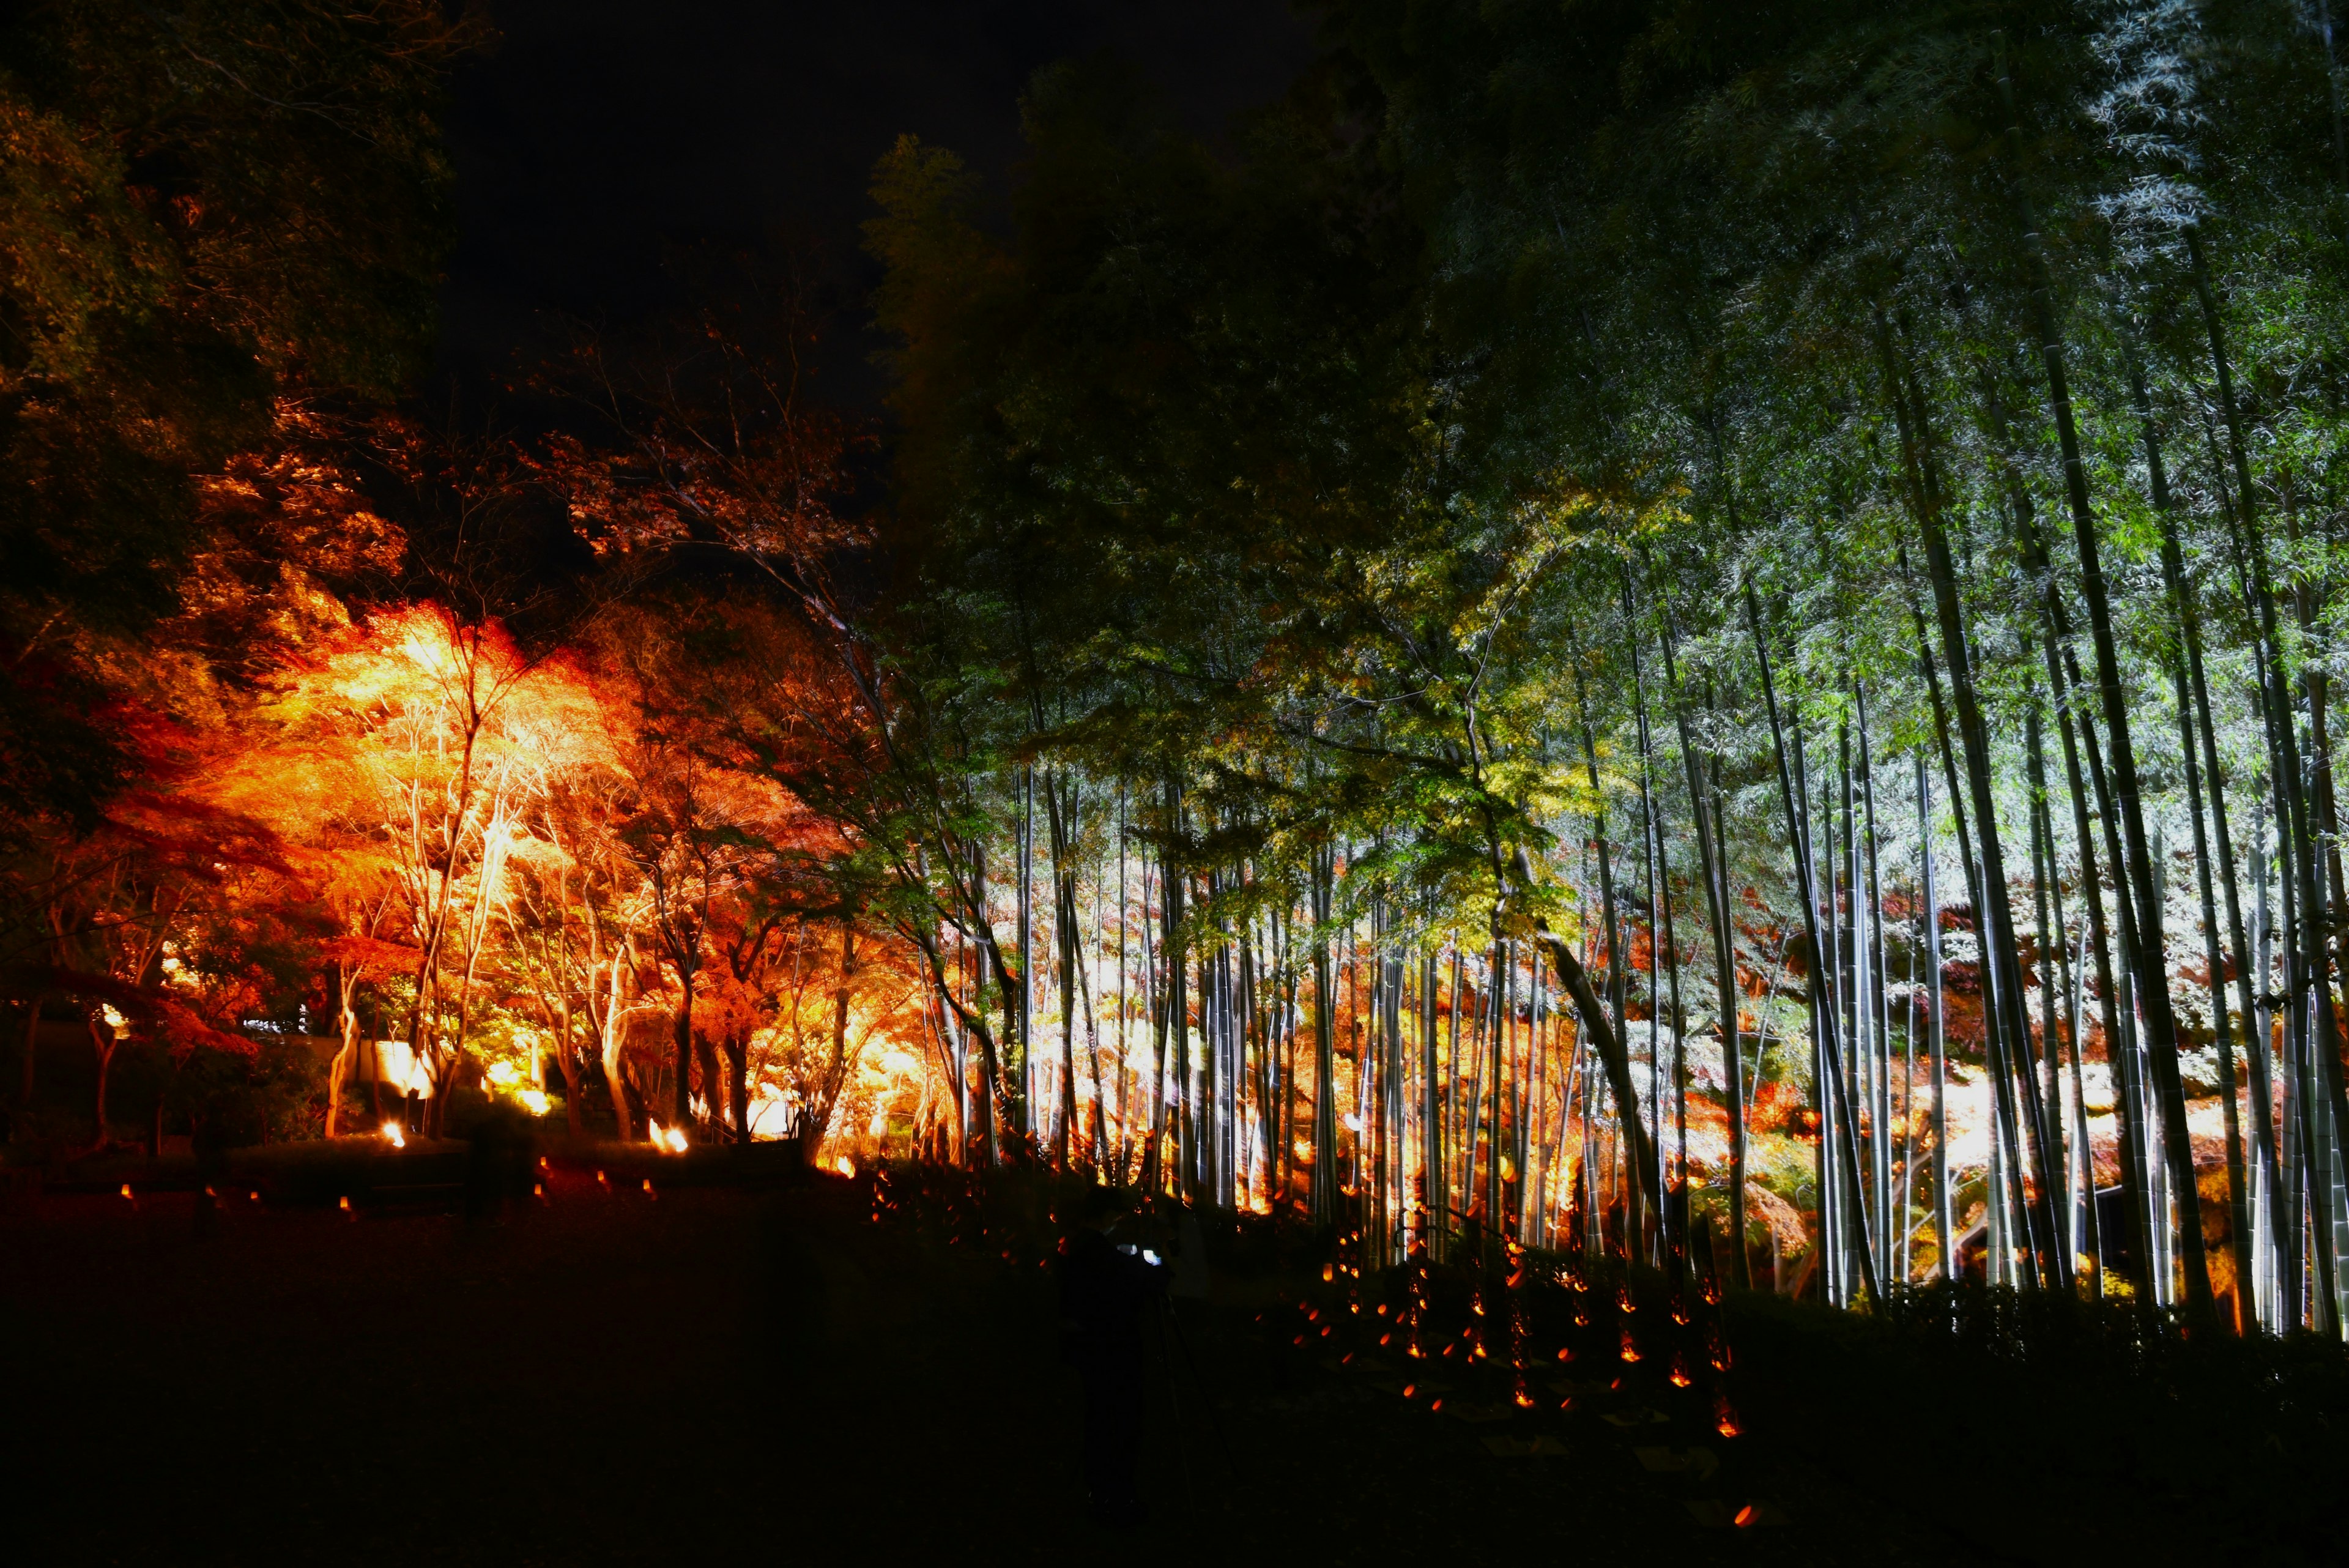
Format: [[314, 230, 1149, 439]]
[[2212, 429, 2341, 1329], [1745, 585, 1877, 1305], [1857, 688, 1895, 1289], [1796, 718, 1837, 1302], [2164, 622, 2255, 1323], [1447, 945, 1465, 1226], [1018, 765, 1033, 1149], [1421, 946, 1442, 1251], [1309, 841, 1335, 1222], [1571, 652, 1630, 1068], [1701, 727, 1750, 1286], [1630, 621, 1666, 1255], [2025, 704, 2073, 1285], [2173, 456, 2290, 1318], [1994, 46, 2203, 1315], [1878, 318, 2055, 1294], [1837, 716, 1860, 1290], [1044, 770, 1077, 1170]]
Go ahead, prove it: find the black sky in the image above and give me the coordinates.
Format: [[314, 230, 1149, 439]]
[[439, 0, 1320, 413]]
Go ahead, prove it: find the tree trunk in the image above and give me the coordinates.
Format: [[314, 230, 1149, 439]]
[[2192, 224, 2348, 1328], [823, 918, 857, 1156], [89, 1012, 115, 1148], [325, 965, 355, 1140], [1744, 585, 1880, 1304], [601, 949, 633, 1145], [1878, 311, 2059, 1292], [1531, 924, 1660, 1223], [1994, 45, 2208, 1318], [1919, 757, 1954, 1279]]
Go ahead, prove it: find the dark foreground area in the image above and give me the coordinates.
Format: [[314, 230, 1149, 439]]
[[4, 1164, 2337, 1566]]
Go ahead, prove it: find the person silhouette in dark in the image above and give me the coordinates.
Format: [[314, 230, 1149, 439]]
[[1059, 1184, 1165, 1529]]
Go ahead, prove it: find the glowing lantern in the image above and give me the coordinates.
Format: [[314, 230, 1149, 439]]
[[642, 1178, 656, 1198], [1619, 1328, 1641, 1363], [836, 1155, 856, 1177], [1734, 1505, 1756, 1528], [338, 1196, 352, 1213], [382, 1121, 406, 1149], [119, 1184, 133, 1202]]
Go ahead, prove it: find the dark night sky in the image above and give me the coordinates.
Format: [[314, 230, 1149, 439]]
[[439, 0, 1321, 412]]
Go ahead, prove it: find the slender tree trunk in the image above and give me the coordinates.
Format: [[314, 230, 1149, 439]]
[[1996, 46, 2206, 1316], [601, 948, 633, 1145], [327, 964, 358, 1140], [2193, 228, 2347, 1328], [1880, 321, 2061, 1293], [1743, 586, 1880, 1303], [1920, 757, 1955, 1279]]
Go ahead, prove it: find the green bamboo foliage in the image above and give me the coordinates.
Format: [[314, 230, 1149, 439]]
[[843, 0, 2349, 1338]]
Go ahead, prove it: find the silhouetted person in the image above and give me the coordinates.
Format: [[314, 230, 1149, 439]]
[[1059, 1186, 1164, 1529], [404, 1087, 422, 1136]]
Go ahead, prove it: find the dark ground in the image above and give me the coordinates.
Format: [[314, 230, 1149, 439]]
[[2, 1166, 2325, 1566]]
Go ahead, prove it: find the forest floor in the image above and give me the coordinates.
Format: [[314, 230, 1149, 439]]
[[0, 1167, 2325, 1567]]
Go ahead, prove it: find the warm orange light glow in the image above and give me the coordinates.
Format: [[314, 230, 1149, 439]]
[[1619, 1328, 1641, 1363], [642, 1178, 656, 1197], [339, 1195, 352, 1212], [381, 1121, 405, 1148], [1734, 1505, 1756, 1527], [119, 1184, 133, 1201]]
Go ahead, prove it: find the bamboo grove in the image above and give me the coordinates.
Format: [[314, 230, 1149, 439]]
[[848, 0, 2349, 1340]]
